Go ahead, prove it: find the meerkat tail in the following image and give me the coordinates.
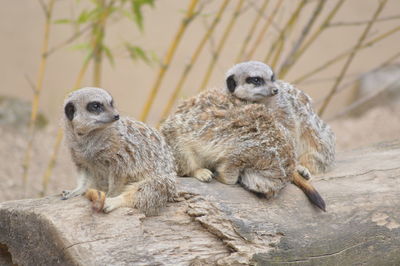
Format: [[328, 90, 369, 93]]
[[85, 189, 106, 212], [292, 172, 326, 212]]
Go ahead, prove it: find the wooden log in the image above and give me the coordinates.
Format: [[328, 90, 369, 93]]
[[1, 140, 400, 265]]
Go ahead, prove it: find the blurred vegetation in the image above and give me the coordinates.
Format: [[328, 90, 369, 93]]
[[0, 96, 48, 129], [19, 0, 400, 195], [23, 0, 158, 195]]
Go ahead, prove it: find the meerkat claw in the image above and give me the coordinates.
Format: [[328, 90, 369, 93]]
[[103, 197, 123, 213], [193, 168, 213, 182], [61, 190, 72, 200], [297, 165, 312, 180]]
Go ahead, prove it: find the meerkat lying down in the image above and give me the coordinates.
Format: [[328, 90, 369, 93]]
[[161, 90, 326, 211], [224, 61, 335, 177], [61, 87, 176, 215]]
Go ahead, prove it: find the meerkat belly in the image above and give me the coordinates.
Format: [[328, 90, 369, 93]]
[[85, 162, 110, 191], [294, 120, 305, 157], [80, 154, 126, 193]]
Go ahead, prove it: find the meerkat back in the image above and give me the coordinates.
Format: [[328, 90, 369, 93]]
[[161, 89, 326, 211], [224, 61, 335, 175]]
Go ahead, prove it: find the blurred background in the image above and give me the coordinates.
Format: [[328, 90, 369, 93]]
[[1, 0, 399, 202]]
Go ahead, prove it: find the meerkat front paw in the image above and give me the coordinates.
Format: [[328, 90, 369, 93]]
[[85, 189, 106, 212], [297, 165, 311, 180], [103, 196, 124, 213], [61, 190, 78, 200], [193, 168, 213, 182], [61, 188, 85, 200]]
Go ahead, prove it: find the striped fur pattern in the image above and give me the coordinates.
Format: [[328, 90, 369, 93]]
[[161, 89, 326, 210], [225, 61, 335, 175], [62, 87, 176, 216]]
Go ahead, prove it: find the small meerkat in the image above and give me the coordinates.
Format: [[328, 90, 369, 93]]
[[61, 87, 176, 215], [225, 61, 335, 177], [161, 89, 326, 211]]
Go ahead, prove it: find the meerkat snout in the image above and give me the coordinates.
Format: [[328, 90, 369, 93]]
[[271, 87, 278, 95]]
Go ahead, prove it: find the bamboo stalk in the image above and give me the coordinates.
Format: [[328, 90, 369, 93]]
[[93, 0, 116, 86], [279, 0, 327, 78], [22, 0, 55, 186], [235, 0, 269, 63], [327, 76, 400, 121], [293, 24, 400, 84], [45, 24, 93, 57], [40, 128, 63, 197], [158, 0, 230, 125], [245, 0, 283, 61], [380, 50, 400, 68], [328, 14, 400, 27], [264, 0, 308, 68], [315, 50, 400, 107], [40, 57, 91, 196], [92, 0, 106, 87], [40, 0, 118, 196], [279, 0, 346, 77], [318, 0, 388, 117], [197, 0, 245, 92], [140, 0, 199, 122]]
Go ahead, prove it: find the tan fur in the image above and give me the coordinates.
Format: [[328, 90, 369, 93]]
[[225, 61, 335, 175], [161, 89, 326, 210], [85, 189, 106, 212], [61, 87, 176, 215]]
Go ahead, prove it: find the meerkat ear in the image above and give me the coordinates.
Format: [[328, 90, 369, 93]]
[[64, 102, 75, 121], [226, 74, 237, 93]]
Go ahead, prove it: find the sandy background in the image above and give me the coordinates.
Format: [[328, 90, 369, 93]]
[[0, 0, 399, 202]]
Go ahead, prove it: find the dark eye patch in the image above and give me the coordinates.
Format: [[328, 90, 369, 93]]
[[271, 73, 276, 82], [246, 76, 265, 86], [226, 74, 237, 92], [110, 99, 114, 107], [64, 102, 75, 121], [86, 101, 104, 113]]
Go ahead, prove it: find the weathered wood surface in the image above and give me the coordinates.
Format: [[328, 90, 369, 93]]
[[1, 140, 400, 265]]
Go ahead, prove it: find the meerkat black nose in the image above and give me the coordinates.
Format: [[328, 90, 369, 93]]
[[272, 87, 278, 95], [113, 114, 120, 121]]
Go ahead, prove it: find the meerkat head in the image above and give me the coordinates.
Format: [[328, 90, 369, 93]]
[[63, 87, 120, 136], [225, 61, 278, 102]]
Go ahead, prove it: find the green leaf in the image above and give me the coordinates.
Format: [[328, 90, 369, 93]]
[[120, 8, 134, 20], [69, 42, 91, 51], [77, 9, 91, 24], [149, 50, 159, 64], [76, 8, 100, 24], [125, 43, 152, 65], [102, 44, 115, 66], [130, 0, 155, 31], [53, 19, 72, 24]]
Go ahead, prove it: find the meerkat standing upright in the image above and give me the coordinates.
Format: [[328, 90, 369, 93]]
[[61, 87, 176, 215], [224, 61, 335, 177]]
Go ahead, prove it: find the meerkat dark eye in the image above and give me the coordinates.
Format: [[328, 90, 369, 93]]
[[110, 100, 114, 107], [271, 74, 276, 82], [246, 76, 265, 86], [86, 101, 104, 113]]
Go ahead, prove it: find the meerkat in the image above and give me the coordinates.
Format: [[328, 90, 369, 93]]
[[61, 87, 176, 215], [224, 61, 335, 177], [161, 89, 326, 211]]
